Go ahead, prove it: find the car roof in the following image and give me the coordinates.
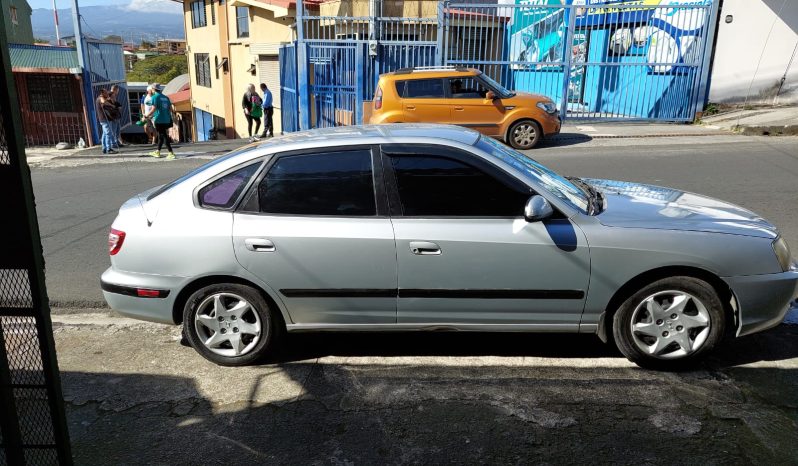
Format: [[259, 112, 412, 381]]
[[380, 68, 480, 80], [246, 124, 482, 150]]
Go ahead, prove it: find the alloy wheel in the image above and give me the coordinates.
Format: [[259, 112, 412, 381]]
[[513, 123, 537, 148], [629, 290, 711, 359], [194, 292, 263, 357]]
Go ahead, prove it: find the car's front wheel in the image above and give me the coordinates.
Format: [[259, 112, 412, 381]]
[[612, 277, 726, 370], [183, 283, 279, 366], [507, 119, 542, 150]]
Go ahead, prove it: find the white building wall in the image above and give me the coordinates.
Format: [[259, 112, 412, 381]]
[[709, 0, 798, 105]]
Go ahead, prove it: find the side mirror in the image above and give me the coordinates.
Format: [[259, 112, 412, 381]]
[[485, 90, 496, 101], [524, 195, 553, 222]]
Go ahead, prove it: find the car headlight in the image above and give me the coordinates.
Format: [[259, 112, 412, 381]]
[[536, 101, 557, 114], [772, 237, 794, 272]]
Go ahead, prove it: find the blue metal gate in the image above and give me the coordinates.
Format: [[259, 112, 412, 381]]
[[83, 40, 130, 143], [279, 43, 299, 133]]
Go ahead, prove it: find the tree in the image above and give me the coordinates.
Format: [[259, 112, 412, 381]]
[[127, 54, 188, 85], [140, 40, 155, 50]]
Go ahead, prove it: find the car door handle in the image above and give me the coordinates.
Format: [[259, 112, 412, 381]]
[[409, 241, 441, 255], [405, 105, 416, 110], [454, 106, 464, 111], [245, 238, 275, 252]]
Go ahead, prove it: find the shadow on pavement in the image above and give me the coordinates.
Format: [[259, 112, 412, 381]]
[[58, 326, 798, 465], [540, 132, 594, 148]]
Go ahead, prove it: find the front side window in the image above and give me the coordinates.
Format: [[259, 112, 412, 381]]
[[199, 163, 261, 209], [259, 150, 376, 216], [390, 155, 528, 217], [448, 77, 489, 99], [236, 7, 250, 38], [191, 0, 206, 28], [404, 79, 444, 99]]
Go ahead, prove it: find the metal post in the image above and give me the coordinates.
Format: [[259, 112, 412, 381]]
[[693, 0, 721, 120], [437, 1, 447, 66], [559, 5, 577, 118], [71, 0, 98, 144], [355, 44, 364, 124], [296, 0, 311, 130], [53, 0, 61, 45]]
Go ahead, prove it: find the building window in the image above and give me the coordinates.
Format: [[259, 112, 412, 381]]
[[27, 75, 74, 113], [191, 0, 207, 28], [194, 53, 212, 88], [214, 56, 219, 79], [236, 7, 250, 38], [210, 0, 216, 25], [10, 6, 18, 24]]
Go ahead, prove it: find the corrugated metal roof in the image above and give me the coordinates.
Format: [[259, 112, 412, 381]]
[[162, 73, 190, 95], [9, 44, 80, 71]]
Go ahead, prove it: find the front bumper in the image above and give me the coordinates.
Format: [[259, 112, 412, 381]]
[[542, 112, 562, 137], [723, 269, 798, 337], [101, 267, 184, 325]]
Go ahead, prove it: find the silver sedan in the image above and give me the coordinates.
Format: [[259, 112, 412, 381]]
[[101, 125, 798, 370]]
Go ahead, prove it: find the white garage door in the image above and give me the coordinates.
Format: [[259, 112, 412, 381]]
[[257, 55, 281, 110]]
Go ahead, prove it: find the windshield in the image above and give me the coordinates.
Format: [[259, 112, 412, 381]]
[[478, 73, 513, 98], [147, 144, 263, 201], [475, 136, 590, 214]]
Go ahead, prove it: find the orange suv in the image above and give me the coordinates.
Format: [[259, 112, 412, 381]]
[[368, 67, 561, 149]]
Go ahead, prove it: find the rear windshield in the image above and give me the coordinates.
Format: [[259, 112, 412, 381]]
[[146, 145, 262, 201]]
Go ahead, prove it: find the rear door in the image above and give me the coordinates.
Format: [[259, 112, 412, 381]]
[[232, 146, 398, 325], [398, 78, 452, 124]]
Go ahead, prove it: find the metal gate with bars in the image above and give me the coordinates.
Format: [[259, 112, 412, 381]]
[[84, 40, 130, 144], [282, 0, 719, 132]]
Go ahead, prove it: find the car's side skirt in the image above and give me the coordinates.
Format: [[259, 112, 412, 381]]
[[285, 323, 582, 333]]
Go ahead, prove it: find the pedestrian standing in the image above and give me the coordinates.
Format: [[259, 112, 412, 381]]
[[95, 89, 117, 154], [145, 85, 176, 159], [260, 83, 274, 138], [140, 84, 158, 145], [242, 84, 262, 142], [109, 84, 127, 146]]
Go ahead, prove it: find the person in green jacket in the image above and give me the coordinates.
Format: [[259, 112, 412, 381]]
[[144, 84, 175, 159]]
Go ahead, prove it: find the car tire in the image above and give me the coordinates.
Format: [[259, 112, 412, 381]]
[[612, 276, 725, 370], [507, 119, 542, 150], [183, 283, 280, 366]]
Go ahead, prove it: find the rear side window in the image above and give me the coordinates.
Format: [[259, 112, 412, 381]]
[[198, 162, 261, 209], [390, 155, 527, 217], [404, 79, 444, 99], [258, 150, 376, 216]]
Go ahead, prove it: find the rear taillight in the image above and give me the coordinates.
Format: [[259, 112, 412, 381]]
[[109, 228, 126, 256], [374, 86, 383, 110]]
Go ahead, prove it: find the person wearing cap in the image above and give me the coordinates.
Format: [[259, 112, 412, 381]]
[[144, 84, 176, 159], [140, 84, 158, 145]]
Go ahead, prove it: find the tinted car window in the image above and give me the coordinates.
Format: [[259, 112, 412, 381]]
[[449, 77, 489, 99], [404, 79, 444, 99], [198, 162, 261, 209], [259, 150, 376, 216], [390, 155, 528, 216], [395, 80, 406, 97]]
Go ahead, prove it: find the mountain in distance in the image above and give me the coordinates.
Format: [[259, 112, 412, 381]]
[[31, 5, 185, 43]]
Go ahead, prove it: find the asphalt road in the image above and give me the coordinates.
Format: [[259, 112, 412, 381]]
[[32, 135, 798, 309]]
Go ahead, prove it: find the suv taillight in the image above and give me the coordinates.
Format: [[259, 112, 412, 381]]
[[374, 86, 383, 110], [109, 228, 126, 256]]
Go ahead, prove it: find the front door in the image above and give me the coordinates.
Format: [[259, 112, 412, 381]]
[[382, 144, 590, 327], [446, 77, 506, 137], [233, 147, 397, 325], [399, 78, 452, 124]]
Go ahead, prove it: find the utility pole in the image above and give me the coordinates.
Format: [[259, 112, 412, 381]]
[[71, 0, 98, 144], [52, 0, 61, 45]]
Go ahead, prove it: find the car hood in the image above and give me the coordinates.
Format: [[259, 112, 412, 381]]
[[583, 179, 778, 239], [506, 91, 548, 103]]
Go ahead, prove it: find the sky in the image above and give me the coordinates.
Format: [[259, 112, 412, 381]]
[[26, 0, 182, 13]]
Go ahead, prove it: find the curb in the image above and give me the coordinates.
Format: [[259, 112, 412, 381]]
[[733, 125, 798, 137]]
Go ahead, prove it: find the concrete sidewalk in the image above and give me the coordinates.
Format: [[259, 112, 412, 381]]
[[700, 106, 798, 136]]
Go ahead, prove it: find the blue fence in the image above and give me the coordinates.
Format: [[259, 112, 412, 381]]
[[281, 0, 719, 132], [279, 43, 299, 134], [83, 40, 129, 143]]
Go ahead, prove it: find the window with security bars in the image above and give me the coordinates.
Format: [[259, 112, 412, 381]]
[[194, 53, 211, 88], [191, 0, 206, 28], [26, 75, 74, 113]]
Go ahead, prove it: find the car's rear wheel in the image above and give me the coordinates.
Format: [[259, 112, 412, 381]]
[[507, 119, 542, 150], [183, 283, 279, 366], [612, 277, 725, 370]]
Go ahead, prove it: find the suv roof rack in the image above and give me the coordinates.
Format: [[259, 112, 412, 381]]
[[394, 66, 471, 75]]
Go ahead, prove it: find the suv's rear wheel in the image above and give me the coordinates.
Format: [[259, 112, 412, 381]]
[[183, 283, 279, 366], [507, 119, 542, 149], [612, 276, 725, 370]]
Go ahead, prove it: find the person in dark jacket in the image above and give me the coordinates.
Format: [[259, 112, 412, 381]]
[[95, 89, 117, 154], [242, 84, 262, 142]]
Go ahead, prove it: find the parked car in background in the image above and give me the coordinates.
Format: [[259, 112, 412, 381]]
[[101, 125, 797, 370], [368, 67, 561, 149]]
